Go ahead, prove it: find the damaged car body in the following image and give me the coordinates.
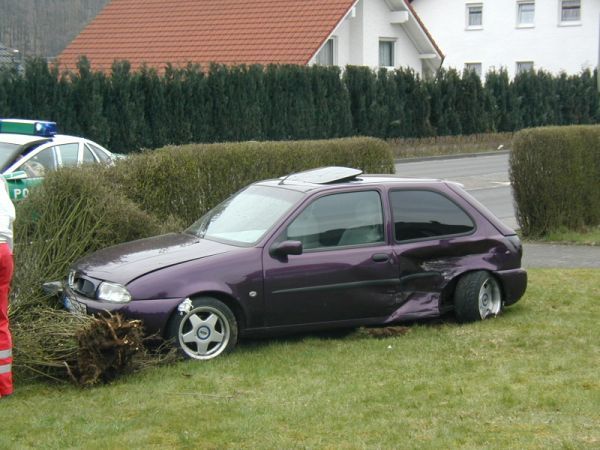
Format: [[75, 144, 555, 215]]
[[60, 167, 527, 360]]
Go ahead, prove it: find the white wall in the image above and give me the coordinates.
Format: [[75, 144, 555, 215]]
[[411, 0, 600, 77], [308, 0, 433, 75]]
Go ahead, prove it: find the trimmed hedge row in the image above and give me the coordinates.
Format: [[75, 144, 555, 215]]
[[509, 125, 600, 236], [1, 58, 598, 153], [111, 137, 394, 224]]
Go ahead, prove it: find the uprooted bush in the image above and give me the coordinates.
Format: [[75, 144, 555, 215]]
[[11, 137, 394, 383], [510, 125, 600, 236], [11, 167, 180, 382]]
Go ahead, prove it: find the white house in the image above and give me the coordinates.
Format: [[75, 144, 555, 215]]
[[309, 0, 444, 76], [59, 0, 443, 77], [410, 0, 600, 77]]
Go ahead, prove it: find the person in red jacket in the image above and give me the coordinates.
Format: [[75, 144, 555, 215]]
[[0, 176, 15, 399]]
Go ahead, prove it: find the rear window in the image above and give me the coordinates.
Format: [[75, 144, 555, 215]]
[[390, 190, 475, 242]]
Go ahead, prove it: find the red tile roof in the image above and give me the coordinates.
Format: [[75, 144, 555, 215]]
[[58, 0, 357, 72]]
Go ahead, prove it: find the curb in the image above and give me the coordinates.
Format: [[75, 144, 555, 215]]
[[394, 149, 510, 164]]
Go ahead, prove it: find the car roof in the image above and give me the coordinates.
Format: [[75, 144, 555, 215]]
[[0, 133, 50, 146], [255, 167, 450, 193], [0, 133, 89, 145]]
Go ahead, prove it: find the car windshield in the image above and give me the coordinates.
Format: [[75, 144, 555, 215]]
[[0, 141, 20, 170], [187, 185, 303, 245]]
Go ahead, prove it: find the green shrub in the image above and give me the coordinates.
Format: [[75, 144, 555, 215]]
[[510, 125, 600, 236], [112, 137, 394, 224]]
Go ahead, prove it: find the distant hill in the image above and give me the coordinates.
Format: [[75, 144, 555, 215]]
[[0, 0, 109, 59]]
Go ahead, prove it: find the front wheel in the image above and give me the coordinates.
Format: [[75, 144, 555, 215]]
[[167, 297, 238, 360], [454, 271, 502, 323]]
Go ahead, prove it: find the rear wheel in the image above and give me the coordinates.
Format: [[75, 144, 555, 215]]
[[167, 297, 238, 360], [454, 271, 502, 323]]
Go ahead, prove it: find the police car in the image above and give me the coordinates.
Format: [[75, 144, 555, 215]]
[[0, 119, 117, 201]]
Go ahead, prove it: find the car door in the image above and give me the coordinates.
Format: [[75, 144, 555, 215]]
[[8, 145, 57, 201], [263, 189, 400, 328], [387, 188, 478, 321]]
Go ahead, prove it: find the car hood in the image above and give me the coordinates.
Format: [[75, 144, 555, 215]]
[[74, 233, 234, 285]]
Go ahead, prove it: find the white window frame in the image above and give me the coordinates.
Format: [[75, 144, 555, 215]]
[[559, 0, 581, 26], [464, 63, 482, 77], [466, 3, 483, 30], [516, 61, 534, 75], [315, 37, 336, 66], [517, 1, 535, 28], [378, 39, 396, 68]]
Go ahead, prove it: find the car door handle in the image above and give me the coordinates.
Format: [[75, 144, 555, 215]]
[[372, 253, 390, 263]]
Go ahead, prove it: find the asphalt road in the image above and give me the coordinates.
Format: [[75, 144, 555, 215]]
[[395, 152, 600, 268]]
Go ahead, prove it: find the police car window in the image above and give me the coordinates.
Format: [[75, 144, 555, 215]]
[[286, 191, 384, 250], [390, 190, 475, 241], [19, 147, 56, 177], [87, 143, 111, 163], [82, 145, 96, 164], [57, 143, 79, 167]]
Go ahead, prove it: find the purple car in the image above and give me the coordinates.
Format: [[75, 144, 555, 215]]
[[61, 167, 527, 360]]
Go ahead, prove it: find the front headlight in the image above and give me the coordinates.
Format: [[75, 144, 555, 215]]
[[97, 282, 131, 303]]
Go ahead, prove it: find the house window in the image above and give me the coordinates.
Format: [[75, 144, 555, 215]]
[[560, 0, 580, 22], [315, 38, 334, 66], [516, 61, 534, 74], [517, 2, 535, 26], [466, 4, 483, 28], [465, 63, 482, 77], [379, 40, 395, 67]]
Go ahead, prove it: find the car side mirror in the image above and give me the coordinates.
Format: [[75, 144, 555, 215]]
[[2, 170, 28, 181], [270, 240, 303, 257]]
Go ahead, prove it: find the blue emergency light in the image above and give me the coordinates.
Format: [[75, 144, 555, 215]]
[[0, 119, 58, 137]]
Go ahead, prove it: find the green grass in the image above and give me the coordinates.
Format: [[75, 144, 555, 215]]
[[2, 269, 599, 449], [532, 227, 600, 246], [388, 132, 514, 159]]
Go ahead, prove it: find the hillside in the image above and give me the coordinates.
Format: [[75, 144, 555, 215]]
[[0, 0, 109, 58]]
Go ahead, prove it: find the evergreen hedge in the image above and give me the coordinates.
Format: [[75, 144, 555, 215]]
[[1, 58, 597, 153], [509, 125, 600, 236]]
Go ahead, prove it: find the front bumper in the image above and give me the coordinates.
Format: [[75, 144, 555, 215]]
[[61, 284, 183, 336]]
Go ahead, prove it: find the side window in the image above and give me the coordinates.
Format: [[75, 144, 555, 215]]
[[390, 190, 475, 242], [19, 147, 56, 177], [285, 191, 384, 250], [56, 143, 80, 167], [86, 143, 112, 163], [82, 145, 96, 164]]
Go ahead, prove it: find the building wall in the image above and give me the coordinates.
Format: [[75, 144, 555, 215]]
[[411, 0, 600, 77], [308, 0, 426, 74]]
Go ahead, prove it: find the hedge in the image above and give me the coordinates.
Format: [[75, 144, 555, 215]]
[[111, 137, 394, 224], [509, 125, 600, 236], [1, 58, 598, 153]]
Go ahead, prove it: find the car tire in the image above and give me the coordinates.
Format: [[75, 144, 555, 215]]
[[454, 271, 503, 323], [167, 297, 238, 360]]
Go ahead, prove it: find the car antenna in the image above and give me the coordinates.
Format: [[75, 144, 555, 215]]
[[278, 172, 295, 185]]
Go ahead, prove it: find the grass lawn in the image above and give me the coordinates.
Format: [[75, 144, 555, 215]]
[[530, 227, 600, 246], [388, 132, 514, 159], [2, 269, 598, 449]]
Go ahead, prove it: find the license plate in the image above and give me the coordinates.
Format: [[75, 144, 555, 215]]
[[63, 295, 87, 315]]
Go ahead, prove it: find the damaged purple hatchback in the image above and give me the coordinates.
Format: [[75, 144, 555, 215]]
[[61, 167, 526, 360]]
